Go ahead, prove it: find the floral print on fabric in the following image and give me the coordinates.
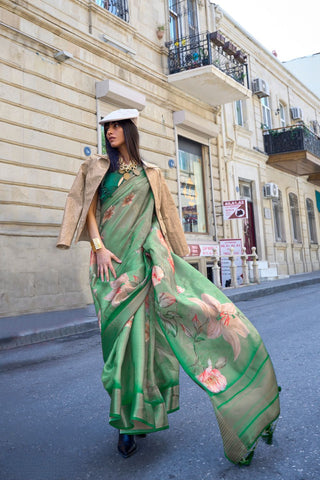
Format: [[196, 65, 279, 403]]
[[158, 292, 176, 308], [90, 169, 280, 464], [122, 193, 135, 206], [197, 361, 227, 393], [189, 294, 249, 360], [104, 273, 137, 306], [156, 229, 175, 273], [152, 266, 164, 286], [102, 205, 115, 223]]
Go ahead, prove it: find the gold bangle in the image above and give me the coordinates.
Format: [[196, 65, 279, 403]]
[[90, 237, 103, 252]]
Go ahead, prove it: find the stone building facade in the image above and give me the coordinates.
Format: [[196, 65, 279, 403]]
[[1, 0, 319, 317]]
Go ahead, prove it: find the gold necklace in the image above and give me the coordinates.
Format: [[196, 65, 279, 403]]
[[118, 158, 140, 181]]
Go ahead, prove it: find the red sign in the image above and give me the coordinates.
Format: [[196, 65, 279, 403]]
[[223, 200, 247, 220], [187, 244, 219, 257]]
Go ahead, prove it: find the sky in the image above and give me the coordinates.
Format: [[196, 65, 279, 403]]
[[213, 0, 320, 62]]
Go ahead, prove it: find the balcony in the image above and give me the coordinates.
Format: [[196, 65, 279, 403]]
[[264, 125, 320, 176], [166, 32, 251, 106], [95, 0, 129, 22]]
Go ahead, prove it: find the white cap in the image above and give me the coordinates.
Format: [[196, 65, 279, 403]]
[[99, 108, 139, 125]]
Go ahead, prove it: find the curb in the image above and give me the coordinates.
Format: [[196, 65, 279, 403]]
[[1, 273, 320, 351], [0, 320, 99, 351], [225, 275, 320, 303]]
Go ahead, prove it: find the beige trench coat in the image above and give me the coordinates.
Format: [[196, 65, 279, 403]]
[[56, 154, 189, 257]]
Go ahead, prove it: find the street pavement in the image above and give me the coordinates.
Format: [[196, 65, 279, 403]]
[[1, 269, 320, 351], [0, 280, 320, 480]]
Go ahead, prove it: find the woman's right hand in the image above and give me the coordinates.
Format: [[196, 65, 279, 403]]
[[96, 247, 122, 282]]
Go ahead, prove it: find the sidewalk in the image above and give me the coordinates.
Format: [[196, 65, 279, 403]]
[[1, 270, 320, 351]]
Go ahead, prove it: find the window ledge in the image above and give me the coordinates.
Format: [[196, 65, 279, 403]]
[[234, 124, 252, 136], [274, 241, 287, 247]]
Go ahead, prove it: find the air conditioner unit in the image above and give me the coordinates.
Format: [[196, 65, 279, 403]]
[[252, 78, 270, 98], [290, 107, 303, 120], [263, 183, 279, 199]]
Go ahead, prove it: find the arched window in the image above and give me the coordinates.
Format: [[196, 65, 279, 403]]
[[272, 190, 285, 241], [306, 198, 317, 243], [289, 193, 301, 242]]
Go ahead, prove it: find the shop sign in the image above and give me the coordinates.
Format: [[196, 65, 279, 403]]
[[219, 239, 243, 287], [223, 200, 247, 220], [187, 244, 219, 257]]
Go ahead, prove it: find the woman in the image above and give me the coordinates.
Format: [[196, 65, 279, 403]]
[[57, 109, 280, 464]]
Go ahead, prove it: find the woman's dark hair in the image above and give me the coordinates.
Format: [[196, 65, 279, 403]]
[[104, 119, 141, 172]]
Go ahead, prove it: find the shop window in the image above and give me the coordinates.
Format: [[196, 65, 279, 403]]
[[261, 96, 272, 129], [272, 190, 286, 242], [178, 136, 207, 233], [289, 192, 301, 242], [306, 198, 317, 243]]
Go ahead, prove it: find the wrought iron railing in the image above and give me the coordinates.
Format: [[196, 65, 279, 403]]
[[95, 0, 129, 22], [166, 32, 249, 88], [263, 125, 320, 159]]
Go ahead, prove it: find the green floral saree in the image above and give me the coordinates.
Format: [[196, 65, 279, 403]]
[[89, 167, 280, 465]]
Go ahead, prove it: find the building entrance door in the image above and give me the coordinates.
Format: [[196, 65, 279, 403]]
[[239, 180, 256, 257]]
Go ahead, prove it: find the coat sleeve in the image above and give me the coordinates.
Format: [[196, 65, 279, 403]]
[[56, 162, 87, 249], [159, 171, 189, 257]]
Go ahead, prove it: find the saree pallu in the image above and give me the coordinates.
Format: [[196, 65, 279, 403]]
[[89, 169, 280, 465]]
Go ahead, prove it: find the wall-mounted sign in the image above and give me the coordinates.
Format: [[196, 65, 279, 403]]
[[84, 146, 92, 156], [223, 200, 247, 220], [220, 238, 243, 287], [187, 244, 219, 257]]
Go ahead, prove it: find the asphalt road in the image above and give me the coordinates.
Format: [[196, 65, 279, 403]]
[[1, 284, 320, 480]]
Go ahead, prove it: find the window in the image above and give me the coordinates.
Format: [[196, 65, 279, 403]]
[[187, 0, 198, 37], [96, 0, 129, 22], [261, 97, 272, 129], [289, 193, 301, 242], [100, 123, 107, 154], [272, 190, 286, 242], [178, 136, 207, 233], [306, 198, 317, 243], [169, 0, 179, 42], [235, 100, 244, 126], [279, 103, 286, 128]]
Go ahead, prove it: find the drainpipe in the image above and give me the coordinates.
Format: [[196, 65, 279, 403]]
[[217, 107, 227, 239], [96, 97, 102, 154], [208, 141, 217, 241], [174, 126, 183, 221], [296, 177, 308, 272]]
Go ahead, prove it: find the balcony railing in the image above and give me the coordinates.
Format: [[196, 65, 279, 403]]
[[263, 125, 320, 159], [166, 32, 249, 88], [95, 0, 129, 22]]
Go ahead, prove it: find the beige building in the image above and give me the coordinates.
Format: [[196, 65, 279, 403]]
[[1, 0, 320, 317], [215, 6, 320, 277]]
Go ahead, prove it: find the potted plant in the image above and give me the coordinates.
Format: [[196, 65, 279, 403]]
[[235, 50, 247, 64], [223, 41, 237, 56], [209, 31, 225, 47], [156, 25, 165, 40]]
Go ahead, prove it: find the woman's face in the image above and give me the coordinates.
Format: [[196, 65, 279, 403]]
[[106, 122, 126, 150]]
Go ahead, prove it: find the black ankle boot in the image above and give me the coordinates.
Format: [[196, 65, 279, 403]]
[[118, 433, 137, 458]]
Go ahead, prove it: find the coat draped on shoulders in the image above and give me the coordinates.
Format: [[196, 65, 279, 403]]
[[56, 154, 189, 258]]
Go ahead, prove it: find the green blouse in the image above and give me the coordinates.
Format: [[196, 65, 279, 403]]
[[99, 166, 144, 201]]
